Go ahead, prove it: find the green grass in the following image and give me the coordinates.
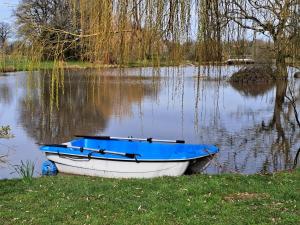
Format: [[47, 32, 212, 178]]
[[1, 54, 300, 73], [12, 160, 35, 182], [0, 170, 299, 225], [0, 57, 97, 72], [0, 125, 14, 138], [0, 55, 197, 73]]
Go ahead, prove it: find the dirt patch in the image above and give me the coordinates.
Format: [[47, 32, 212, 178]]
[[224, 192, 270, 202], [230, 65, 275, 83]]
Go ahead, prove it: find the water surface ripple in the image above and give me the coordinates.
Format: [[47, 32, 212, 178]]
[[0, 66, 299, 178]]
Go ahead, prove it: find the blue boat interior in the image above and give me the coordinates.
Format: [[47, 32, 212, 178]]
[[40, 138, 219, 161]]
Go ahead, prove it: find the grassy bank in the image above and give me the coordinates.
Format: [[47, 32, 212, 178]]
[[0, 56, 182, 72], [0, 58, 99, 72], [0, 170, 299, 225], [1, 54, 300, 73], [0, 59, 196, 72], [0, 57, 224, 73]]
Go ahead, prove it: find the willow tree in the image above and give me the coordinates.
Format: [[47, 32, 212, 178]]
[[71, 0, 193, 64], [15, 0, 211, 65], [197, 0, 223, 62], [14, 0, 299, 71]]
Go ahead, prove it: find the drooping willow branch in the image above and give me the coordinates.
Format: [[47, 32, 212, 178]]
[[38, 25, 134, 38], [14, 0, 299, 68]]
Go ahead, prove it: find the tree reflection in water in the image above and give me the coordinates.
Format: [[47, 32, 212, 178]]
[[0, 82, 12, 104], [14, 65, 299, 174], [208, 67, 299, 173], [19, 69, 160, 144]]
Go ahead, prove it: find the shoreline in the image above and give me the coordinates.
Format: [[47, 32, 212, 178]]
[[0, 59, 276, 73], [1, 60, 299, 74], [0, 60, 224, 73]]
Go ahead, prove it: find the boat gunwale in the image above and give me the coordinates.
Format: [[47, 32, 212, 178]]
[[44, 151, 216, 163]]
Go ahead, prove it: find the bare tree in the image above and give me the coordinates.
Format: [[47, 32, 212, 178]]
[[224, 0, 299, 75], [15, 0, 78, 59], [0, 22, 10, 50]]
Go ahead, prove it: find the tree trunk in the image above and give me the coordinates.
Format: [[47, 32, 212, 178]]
[[274, 38, 288, 79], [275, 46, 288, 78], [272, 80, 288, 141]]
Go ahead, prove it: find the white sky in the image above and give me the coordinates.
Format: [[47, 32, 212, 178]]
[[0, 0, 19, 23]]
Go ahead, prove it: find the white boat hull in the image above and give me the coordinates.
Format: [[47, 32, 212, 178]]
[[46, 153, 190, 178]]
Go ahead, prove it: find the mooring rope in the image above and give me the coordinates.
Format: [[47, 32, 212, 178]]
[[203, 148, 239, 174], [293, 148, 300, 169]]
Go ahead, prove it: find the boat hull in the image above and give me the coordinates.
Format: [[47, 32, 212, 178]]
[[41, 137, 219, 178], [46, 153, 190, 178]]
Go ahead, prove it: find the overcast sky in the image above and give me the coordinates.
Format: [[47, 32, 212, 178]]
[[0, 0, 19, 23]]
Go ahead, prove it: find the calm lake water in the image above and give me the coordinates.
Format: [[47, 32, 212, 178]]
[[0, 66, 299, 179]]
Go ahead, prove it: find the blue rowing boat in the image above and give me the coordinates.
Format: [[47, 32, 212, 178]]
[[40, 136, 219, 178]]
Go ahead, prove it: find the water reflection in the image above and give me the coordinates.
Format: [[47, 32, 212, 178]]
[[230, 82, 275, 97], [225, 77, 294, 172], [20, 70, 160, 144], [207, 77, 299, 173], [0, 82, 12, 104], [0, 66, 299, 178]]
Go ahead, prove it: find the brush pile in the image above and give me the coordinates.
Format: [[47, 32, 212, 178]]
[[230, 65, 275, 83]]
